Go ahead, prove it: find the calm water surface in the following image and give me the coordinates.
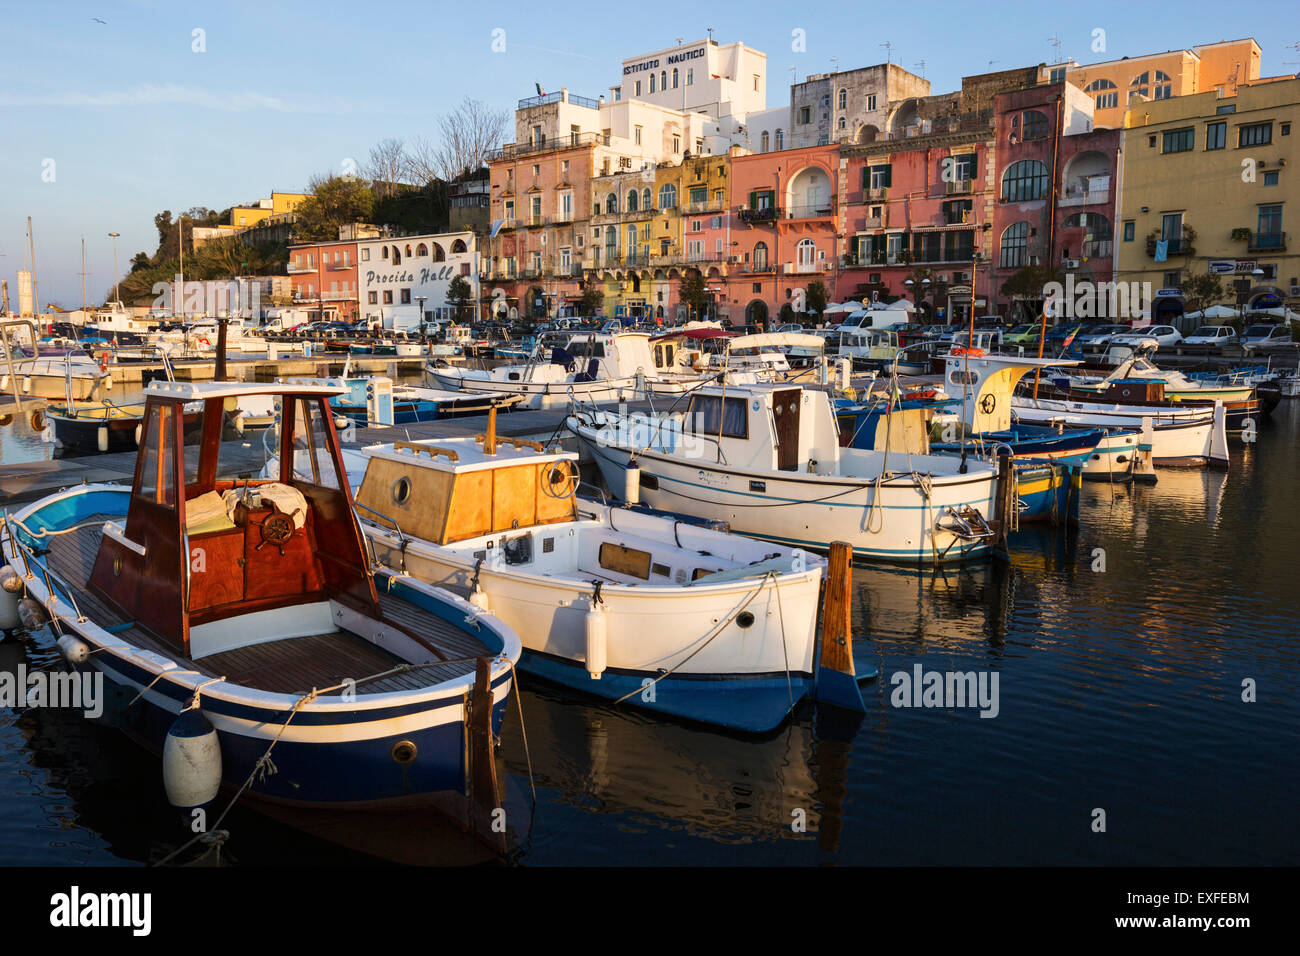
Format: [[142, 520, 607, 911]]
[[2, 399, 1296, 865]]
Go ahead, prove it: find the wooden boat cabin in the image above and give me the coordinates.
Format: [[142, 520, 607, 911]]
[[88, 381, 378, 658], [354, 416, 576, 548]]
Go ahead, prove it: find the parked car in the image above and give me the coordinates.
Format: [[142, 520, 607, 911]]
[[1003, 324, 1043, 346], [1109, 325, 1183, 349], [1074, 323, 1131, 352], [1178, 326, 1237, 354], [1046, 323, 1085, 348], [1239, 323, 1296, 355]]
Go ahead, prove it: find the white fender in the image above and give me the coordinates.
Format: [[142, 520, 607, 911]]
[[163, 710, 223, 808], [585, 600, 607, 679]]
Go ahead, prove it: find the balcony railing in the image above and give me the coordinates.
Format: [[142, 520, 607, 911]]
[[945, 179, 973, 195], [785, 204, 834, 220], [684, 199, 725, 214], [1059, 187, 1109, 207], [516, 91, 602, 111], [525, 215, 544, 227], [737, 262, 775, 274], [739, 207, 780, 224], [1248, 231, 1286, 252], [287, 263, 314, 274], [784, 261, 832, 275], [488, 131, 602, 161]]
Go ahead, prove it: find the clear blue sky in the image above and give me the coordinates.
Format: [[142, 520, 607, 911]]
[[2, 0, 1294, 307]]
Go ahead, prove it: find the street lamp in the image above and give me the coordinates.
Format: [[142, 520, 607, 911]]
[[415, 295, 427, 335], [107, 232, 121, 305]]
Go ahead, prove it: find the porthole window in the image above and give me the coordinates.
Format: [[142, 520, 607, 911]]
[[392, 476, 412, 505]]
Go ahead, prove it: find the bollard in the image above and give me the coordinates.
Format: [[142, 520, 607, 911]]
[[811, 540, 866, 711]]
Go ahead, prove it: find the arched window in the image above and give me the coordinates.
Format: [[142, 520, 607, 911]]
[[672, 68, 679, 89], [405, 244, 413, 257], [642, 187, 652, 210], [451, 238, 467, 254], [1001, 160, 1048, 202], [649, 73, 656, 93], [627, 190, 639, 212], [660, 70, 667, 91], [431, 243, 446, 262], [775, 128, 784, 150], [761, 130, 770, 152], [415, 243, 428, 257], [606, 193, 618, 214], [1022, 110, 1049, 140], [753, 241, 768, 270], [838, 116, 846, 130], [838, 88, 847, 110], [1129, 71, 1150, 99], [658, 184, 677, 209], [392, 246, 401, 265], [627, 224, 638, 259], [1084, 78, 1118, 110], [1153, 70, 1172, 100], [1063, 212, 1113, 258], [1000, 221, 1030, 269], [382, 246, 389, 259], [796, 238, 817, 267]]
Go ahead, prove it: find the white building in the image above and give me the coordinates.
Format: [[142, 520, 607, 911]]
[[357, 231, 480, 329]]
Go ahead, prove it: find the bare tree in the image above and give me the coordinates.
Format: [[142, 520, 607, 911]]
[[364, 137, 411, 198], [433, 97, 509, 180], [404, 135, 442, 186]]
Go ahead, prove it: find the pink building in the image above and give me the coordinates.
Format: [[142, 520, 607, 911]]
[[725, 145, 840, 327]]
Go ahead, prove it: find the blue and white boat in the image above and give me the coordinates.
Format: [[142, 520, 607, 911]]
[[334, 421, 834, 733], [1, 381, 521, 835]]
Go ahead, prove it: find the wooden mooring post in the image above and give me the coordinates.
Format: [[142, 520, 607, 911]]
[[811, 540, 866, 712]]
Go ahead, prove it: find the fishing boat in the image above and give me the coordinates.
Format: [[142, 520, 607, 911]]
[[339, 415, 830, 733], [329, 376, 522, 426], [0, 380, 521, 842], [1041, 343, 1268, 429], [1, 351, 113, 400], [568, 381, 1005, 564], [427, 330, 652, 409], [1011, 393, 1229, 467]]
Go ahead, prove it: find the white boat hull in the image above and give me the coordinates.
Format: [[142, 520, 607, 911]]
[[572, 417, 1000, 564], [1013, 398, 1227, 467]]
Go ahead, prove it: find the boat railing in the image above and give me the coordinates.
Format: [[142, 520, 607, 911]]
[[353, 500, 410, 572]]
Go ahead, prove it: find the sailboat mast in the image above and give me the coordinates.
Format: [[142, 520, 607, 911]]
[[27, 216, 38, 320], [178, 216, 184, 321], [81, 237, 87, 311]]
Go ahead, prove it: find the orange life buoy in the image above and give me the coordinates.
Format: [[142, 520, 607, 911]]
[[99, 352, 110, 372], [951, 346, 985, 357]]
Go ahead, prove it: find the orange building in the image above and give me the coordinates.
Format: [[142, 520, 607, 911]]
[[1039, 38, 1261, 130]]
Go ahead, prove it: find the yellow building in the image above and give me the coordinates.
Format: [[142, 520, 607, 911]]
[[1116, 75, 1298, 320], [1041, 39, 1261, 131], [649, 153, 730, 320], [229, 191, 312, 230]]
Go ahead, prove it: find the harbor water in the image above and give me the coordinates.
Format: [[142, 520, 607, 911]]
[[1, 400, 1296, 865]]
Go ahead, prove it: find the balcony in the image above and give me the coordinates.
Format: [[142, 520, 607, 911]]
[[287, 263, 314, 274], [496, 217, 518, 231], [487, 131, 602, 161], [868, 187, 889, 201], [738, 262, 776, 274], [1059, 186, 1109, 208], [525, 215, 544, 228], [945, 179, 973, 195], [326, 261, 353, 271], [1248, 231, 1286, 252], [739, 206, 780, 224], [784, 261, 830, 275], [684, 199, 725, 215], [516, 91, 602, 111], [786, 204, 834, 220]]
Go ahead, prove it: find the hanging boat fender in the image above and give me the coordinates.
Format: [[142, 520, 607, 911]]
[[163, 709, 223, 809], [622, 458, 641, 506], [0, 568, 22, 632], [16, 597, 47, 631], [585, 584, 607, 679], [56, 634, 91, 664], [467, 557, 490, 612], [97, 424, 109, 452], [99, 352, 110, 373]]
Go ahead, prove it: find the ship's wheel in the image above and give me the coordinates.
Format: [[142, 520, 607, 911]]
[[257, 510, 295, 554]]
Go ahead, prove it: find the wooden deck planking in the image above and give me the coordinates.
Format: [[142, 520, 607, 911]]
[[39, 519, 484, 695]]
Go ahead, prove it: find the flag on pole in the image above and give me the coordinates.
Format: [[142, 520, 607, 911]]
[[1062, 327, 1079, 351], [536, 82, 545, 97]]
